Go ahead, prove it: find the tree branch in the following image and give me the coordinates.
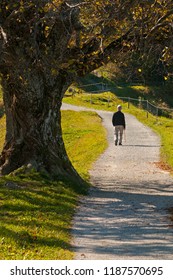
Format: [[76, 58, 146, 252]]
[[0, 26, 7, 44], [65, 1, 88, 9], [146, 9, 173, 38]]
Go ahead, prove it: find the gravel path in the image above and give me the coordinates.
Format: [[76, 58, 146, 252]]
[[62, 103, 173, 259]]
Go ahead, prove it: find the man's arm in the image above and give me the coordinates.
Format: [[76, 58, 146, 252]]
[[112, 113, 115, 126]]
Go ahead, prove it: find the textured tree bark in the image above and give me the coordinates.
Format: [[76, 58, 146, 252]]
[[0, 71, 79, 179]]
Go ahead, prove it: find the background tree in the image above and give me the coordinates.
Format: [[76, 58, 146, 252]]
[[0, 0, 173, 179]]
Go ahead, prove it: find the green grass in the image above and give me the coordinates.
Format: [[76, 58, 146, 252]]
[[64, 90, 120, 111], [0, 108, 107, 260]]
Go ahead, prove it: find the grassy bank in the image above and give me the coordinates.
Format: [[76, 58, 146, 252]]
[[128, 107, 173, 172], [0, 108, 107, 259]]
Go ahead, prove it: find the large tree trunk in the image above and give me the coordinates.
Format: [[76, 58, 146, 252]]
[[0, 70, 79, 180]]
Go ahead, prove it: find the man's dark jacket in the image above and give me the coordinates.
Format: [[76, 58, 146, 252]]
[[112, 111, 126, 129]]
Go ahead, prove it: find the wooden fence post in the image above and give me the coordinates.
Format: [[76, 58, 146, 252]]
[[128, 97, 130, 108], [146, 100, 149, 118]]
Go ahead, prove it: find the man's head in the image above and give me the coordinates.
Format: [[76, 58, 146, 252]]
[[117, 105, 122, 111]]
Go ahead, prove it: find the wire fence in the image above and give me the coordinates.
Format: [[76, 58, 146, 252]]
[[68, 82, 173, 119], [112, 96, 173, 119]]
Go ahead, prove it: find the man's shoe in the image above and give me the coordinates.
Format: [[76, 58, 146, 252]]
[[119, 143, 122, 145], [115, 140, 118, 146]]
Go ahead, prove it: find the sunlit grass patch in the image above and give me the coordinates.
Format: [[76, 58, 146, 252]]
[[64, 90, 120, 111], [61, 110, 107, 180]]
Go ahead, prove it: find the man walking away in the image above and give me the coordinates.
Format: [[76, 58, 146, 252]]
[[112, 105, 126, 145]]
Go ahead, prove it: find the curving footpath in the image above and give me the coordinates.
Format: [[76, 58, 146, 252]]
[[62, 103, 173, 259]]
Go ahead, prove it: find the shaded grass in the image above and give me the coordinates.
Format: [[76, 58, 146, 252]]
[[0, 109, 107, 259], [77, 73, 173, 107], [0, 174, 78, 260]]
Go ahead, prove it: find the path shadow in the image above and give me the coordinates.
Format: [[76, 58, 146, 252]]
[[72, 179, 173, 259]]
